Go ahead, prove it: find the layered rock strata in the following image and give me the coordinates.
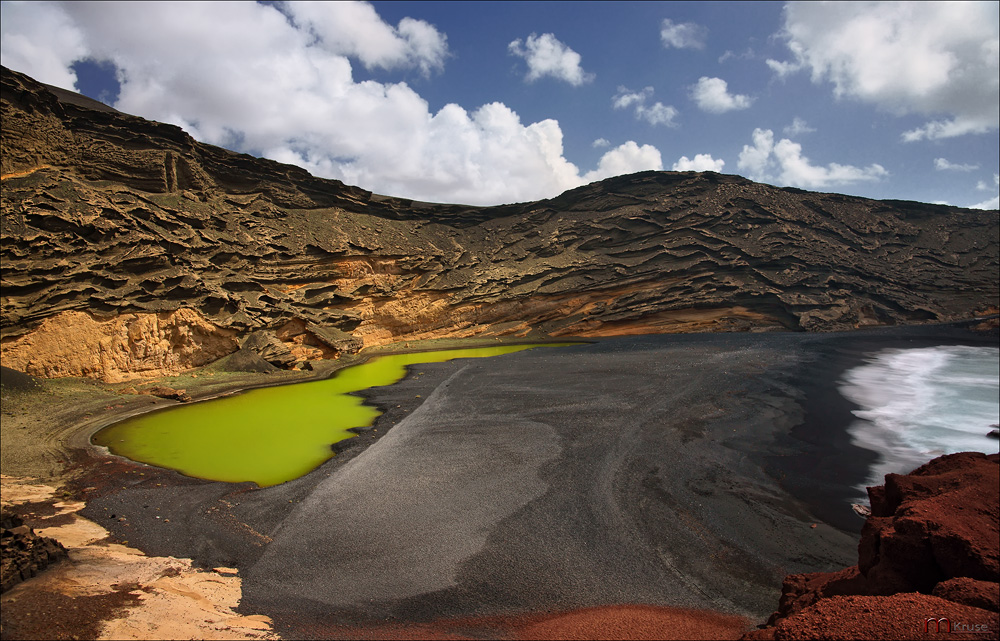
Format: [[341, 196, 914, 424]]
[[2, 66, 998, 381], [745, 452, 999, 640]]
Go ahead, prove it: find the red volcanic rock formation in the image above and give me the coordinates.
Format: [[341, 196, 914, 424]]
[[745, 452, 999, 640]]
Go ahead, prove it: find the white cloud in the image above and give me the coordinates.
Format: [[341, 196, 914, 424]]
[[969, 195, 1000, 210], [638, 102, 679, 127], [765, 57, 804, 78], [977, 174, 1000, 191], [690, 76, 753, 113], [783, 117, 816, 136], [934, 158, 979, 172], [612, 86, 651, 110], [0, 0, 87, 89], [737, 128, 888, 189], [660, 18, 707, 49], [737, 128, 776, 179], [583, 141, 663, 183], [902, 118, 996, 142], [592, 138, 611, 148], [672, 154, 725, 172], [768, 1, 999, 141], [508, 32, 594, 86], [285, 1, 448, 75], [970, 173, 1000, 209], [0, 1, 660, 206], [718, 48, 754, 64], [612, 86, 678, 127]]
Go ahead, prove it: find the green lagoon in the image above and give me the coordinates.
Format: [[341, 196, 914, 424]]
[[93, 345, 563, 487]]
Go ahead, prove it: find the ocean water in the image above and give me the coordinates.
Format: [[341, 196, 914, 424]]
[[838, 345, 1000, 498]]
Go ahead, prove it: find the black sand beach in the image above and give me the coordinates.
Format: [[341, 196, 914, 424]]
[[72, 324, 997, 638]]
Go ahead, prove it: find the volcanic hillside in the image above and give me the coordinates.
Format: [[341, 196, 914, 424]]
[[2, 66, 997, 382]]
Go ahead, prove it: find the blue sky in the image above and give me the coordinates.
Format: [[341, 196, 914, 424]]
[[2, 1, 998, 208]]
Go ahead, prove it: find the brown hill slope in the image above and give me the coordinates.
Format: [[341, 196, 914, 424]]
[[2, 66, 997, 382]]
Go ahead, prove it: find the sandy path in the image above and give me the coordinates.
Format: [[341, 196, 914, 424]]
[[1, 476, 278, 640]]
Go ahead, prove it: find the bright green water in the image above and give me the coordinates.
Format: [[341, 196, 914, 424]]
[[93, 345, 562, 487]]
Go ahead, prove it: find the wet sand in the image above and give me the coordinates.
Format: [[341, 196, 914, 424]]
[[6, 324, 997, 639]]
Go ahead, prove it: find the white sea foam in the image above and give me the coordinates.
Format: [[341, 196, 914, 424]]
[[839, 345, 999, 498]]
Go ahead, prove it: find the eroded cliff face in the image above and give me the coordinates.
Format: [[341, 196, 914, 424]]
[[0, 308, 237, 383], [2, 66, 998, 381]]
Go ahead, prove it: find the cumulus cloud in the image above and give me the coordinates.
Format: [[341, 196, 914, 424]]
[[660, 18, 707, 49], [612, 86, 679, 127], [508, 32, 594, 86], [737, 128, 888, 189], [286, 0, 448, 75], [612, 87, 650, 111], [783, 117, 816, 136], [672, 154, 725, 172], [690, 76, 753, 113], [767, 1, 999, 141], [0, 0, 87, 89], [0, 1, 658, 205], [637, 103, 679, 127], [592, 138, 611, 148], [582, 141, 663, 183], [934, 158, 979, 172]]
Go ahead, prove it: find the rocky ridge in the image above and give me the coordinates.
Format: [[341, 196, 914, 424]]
[[745, 452, 999, 640], [2, 66, 998, 381]]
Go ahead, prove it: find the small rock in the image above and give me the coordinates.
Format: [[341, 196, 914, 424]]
[[141, 386, 192, 402]]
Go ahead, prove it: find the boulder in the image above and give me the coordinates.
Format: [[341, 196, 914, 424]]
[[217, 348, 281, 373], [932, 577, 1000, 611], [141, 386, 192, 402], [746, 452, 999, 639], [239, 330, 297, 369]]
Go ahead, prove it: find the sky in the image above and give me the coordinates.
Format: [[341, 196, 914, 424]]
[[1, 1, 998, 208]]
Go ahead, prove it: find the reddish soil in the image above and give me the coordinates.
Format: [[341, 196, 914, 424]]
[[298, 604, 753, 640], [0, 582, 143, 641]]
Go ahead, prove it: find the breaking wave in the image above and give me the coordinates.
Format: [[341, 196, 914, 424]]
[[839, 345, 999, 497]]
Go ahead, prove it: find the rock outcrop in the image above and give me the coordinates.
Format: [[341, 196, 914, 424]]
[[1, 512, 67, 593], [745, 452, 999, 640], [2, 66, 998, 381]]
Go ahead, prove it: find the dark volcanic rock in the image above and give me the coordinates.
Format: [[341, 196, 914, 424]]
[[217, 348, 281, 374], [239, 330, 298, 369], [1, 512, 67, 593], [0, 366, 40, 392], [2, 65, 998, 381], [746, 452, 1000, 639]]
